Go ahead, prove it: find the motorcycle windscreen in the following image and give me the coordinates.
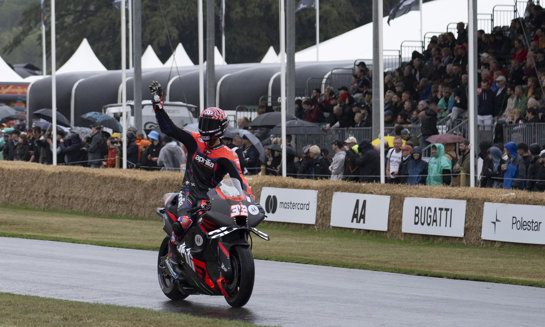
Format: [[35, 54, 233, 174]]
[[215, 177, 247, 201]]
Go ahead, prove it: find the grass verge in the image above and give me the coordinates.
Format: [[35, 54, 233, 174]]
[[1, 205, 544, 287], [0, 292, 260, 327]]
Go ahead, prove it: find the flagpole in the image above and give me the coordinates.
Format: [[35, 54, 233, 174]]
[[468, 0, 477, 187], [128, 0, 133, 69], [419, 0, 423, 44], [51, 0, 57, 166], [316, 0, 319, 61], [221, 0, 226, 64], [121, 0, 127, 169], [198, 0, 204, 112], [280, 0, 287, 177], [41, 9, 46, 76]]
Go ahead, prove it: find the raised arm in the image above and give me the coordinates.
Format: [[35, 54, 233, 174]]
[[150, 81, 196, 153]]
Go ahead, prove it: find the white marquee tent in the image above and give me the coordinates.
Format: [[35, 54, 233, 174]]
[[141, 45, 163, 69], [0, 56, 23, 82], [164, 43, 194, 67], [260, 46, 280, 63], [57, 38, 107, 74], [295, 0, 522, 62]]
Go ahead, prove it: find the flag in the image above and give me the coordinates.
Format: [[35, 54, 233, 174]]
[[40, 0, 47, 26], [388, 0, 420, 25], [296, 0, 315, 12], [112, 0, 128, 9]]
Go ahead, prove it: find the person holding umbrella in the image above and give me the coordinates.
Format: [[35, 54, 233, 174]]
[[86, 124, 106, 168]]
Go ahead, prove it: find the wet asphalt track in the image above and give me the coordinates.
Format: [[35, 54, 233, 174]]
[[1, 237, 544, 327]]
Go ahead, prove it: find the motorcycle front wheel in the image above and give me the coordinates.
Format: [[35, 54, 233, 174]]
[[224, 245, 255, 307], [157, 236, 189, 301]]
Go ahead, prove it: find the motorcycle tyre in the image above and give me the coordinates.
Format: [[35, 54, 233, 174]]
[[225, 246, 255, 307], [157, 236, 190, 301]]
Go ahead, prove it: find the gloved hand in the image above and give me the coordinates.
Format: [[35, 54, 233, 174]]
[[188, 200, 211, 217], [149, 81, 163, 105]]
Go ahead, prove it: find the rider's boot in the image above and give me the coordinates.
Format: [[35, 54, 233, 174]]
[[168, 215, 193, 266]]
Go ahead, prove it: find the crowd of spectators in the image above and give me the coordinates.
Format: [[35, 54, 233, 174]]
[[0, 122, 186, 171], [3, 3, 545, 191]]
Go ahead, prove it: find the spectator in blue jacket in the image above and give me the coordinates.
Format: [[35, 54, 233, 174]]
[[502, 142, 521, 189], [407, 146, 428, 185]]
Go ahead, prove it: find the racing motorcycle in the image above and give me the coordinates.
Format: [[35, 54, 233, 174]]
[[156, 178, 269, 307]]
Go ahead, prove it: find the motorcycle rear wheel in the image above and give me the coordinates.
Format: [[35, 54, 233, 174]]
[[157, 236, 190, 301], [225, 246, 255, 307]]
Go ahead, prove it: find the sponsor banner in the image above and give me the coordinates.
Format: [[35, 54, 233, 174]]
[[330, 192, 390, 231], [260, 187, 317, 224], [482, 202, 545, 245], [402, 197, 466, 237]]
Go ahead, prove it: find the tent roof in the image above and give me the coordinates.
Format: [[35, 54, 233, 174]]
[[57, 38, 107, 74], [260, 46, 279, 63], [295, 0, 517, 62], [0, 55, 23, 82], [142, 45, 163, 69], [164, 43, 194, 67]]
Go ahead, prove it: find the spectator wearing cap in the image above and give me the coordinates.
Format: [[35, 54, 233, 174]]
[[343, 136, 360, 182], [400, 128, 419, 147], [297, 145, 330, 179], [87, 124, 105, 168], [397, 145, 413, 184], [329, 140, 346, 180], [140, 130, 162, 170], [2, 129, 19, 161]]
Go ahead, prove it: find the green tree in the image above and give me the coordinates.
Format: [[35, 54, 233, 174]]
[[4, 0, 409, 69]]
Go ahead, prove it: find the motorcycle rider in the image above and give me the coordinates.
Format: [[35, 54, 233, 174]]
[[149, 81, 253, 263]]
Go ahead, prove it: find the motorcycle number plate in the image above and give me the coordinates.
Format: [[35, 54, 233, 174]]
[[230, 204, 248, 218]]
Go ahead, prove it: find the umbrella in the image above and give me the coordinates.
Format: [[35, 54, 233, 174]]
[[249, 112, 296, 128], [372, 136, 406, 147], [34, 108, 71, 127], [81, 112, 122, 133], [270, 119, 324, 135], [70, 126, 93, 139], [426, 134, 465, 144], [238, 129, 266, 163], [0, 105, 16, 121], [266, 143, 296, 156], [32, 121, 70, 134]]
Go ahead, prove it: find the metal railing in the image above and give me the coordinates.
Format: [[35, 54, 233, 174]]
[[400, 40, 423, 62], [478, 13, 493, 33], [501, 122, 545, 145], [493, 4, 517, 29]]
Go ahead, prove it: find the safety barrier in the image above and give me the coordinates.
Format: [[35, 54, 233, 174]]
[[1, 161, 543, 248]]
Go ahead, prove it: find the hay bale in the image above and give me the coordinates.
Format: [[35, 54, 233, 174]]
[[2, 161, 544, 247]]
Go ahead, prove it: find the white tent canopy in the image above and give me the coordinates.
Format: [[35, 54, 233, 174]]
[[295, 0, 519, 62], [214, 46, 226, 65], [0, 55, 24, 82], [164, 43, 194, 67], [141, 45, 163, 69], [57, 38, 107, 73], [260, 46, 280, 63]]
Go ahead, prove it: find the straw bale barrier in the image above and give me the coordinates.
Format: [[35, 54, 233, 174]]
[[1, 161, 544, 246]]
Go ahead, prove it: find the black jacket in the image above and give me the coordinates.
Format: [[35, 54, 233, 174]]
[[421, 108, 439, 136], [355, 140, 380, 183], [60, 133, 86, 165], [140, 142, 162, 170], [297, 155, 330, 179]]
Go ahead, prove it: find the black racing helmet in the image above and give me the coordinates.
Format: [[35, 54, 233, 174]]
[[198, 107, 229, 141]]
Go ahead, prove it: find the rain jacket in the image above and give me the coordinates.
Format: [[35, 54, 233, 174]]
[[407, 146, 428, 185], [503, 142, 520, 189], [426, 143, 452, 186], [355, 140, 380, 182]]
